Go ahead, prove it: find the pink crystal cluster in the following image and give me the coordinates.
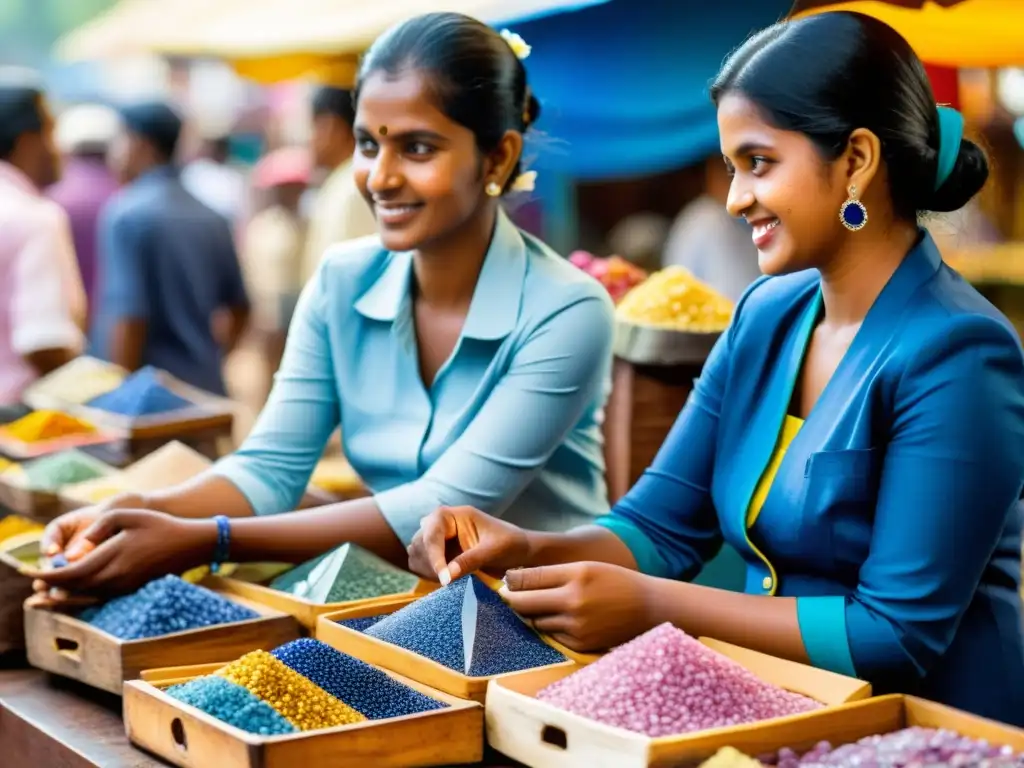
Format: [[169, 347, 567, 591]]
[[761, 727, 1024, 766], [535, 623, 822, 738]]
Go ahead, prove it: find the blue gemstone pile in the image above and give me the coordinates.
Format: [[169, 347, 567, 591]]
[[166, 676, 297, 736], [365, 577, 467, 671], [86, 366, 194, 417], [271, 638, 445, 720], [363, 575, 566, 677], [337, 614, 386, 632], [78, 575, 258, 640], [465, 578, 565, 676]]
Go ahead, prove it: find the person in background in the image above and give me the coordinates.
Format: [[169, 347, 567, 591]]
[[33, 14, 612, 598], [300, 86, 377, 284], [242, 146, 311, 399], [89, 101, 250, 396], [47, 103, 121, 316], [0, 68, 86, 406], [181, 134, 246, 225], [663, 154, 761, 302]]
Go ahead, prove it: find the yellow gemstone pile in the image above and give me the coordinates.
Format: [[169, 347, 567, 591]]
[[216, 650, 365, 731], [698, 747, 765, 767], [615, 266, 734, 332]]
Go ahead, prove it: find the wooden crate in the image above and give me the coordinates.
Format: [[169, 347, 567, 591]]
[[122, 661, 484, 768], [0, 532, 39, 653], [24, 593, 300, 695], [204, 572, 437, 631], [315, 583, 600, 704], [0, 477, 63, 523], [484, 637, 873, 768], [667, 696, 1024, 768]]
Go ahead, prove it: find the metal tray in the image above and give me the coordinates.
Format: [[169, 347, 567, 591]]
[[613, 320, 722, 366]]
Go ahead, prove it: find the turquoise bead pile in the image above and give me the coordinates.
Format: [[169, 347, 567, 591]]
[[166, 676, 297, 736]]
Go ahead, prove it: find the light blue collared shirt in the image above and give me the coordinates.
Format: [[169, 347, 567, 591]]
[[212, 211, 614, 543]]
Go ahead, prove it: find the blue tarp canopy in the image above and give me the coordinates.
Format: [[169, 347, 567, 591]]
[[514, 0, 793, 180]]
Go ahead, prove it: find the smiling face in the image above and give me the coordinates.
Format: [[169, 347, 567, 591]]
[[718, 92, 851, 276], [352, 69, 501, 254]]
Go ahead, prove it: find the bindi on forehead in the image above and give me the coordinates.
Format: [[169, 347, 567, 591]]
[[379, 125, 387, 136]]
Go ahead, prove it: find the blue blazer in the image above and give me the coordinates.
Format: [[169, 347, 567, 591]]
[[598, 232, 1024, 725]]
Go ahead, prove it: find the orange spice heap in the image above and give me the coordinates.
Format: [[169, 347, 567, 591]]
[[2, 411, 96, 443]]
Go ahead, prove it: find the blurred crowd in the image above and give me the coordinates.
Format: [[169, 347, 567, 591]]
[[0, 66, 376, 423]]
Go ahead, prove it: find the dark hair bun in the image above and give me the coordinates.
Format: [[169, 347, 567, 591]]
[[924, 138, 989, 213], [524, 92, 542, 129]]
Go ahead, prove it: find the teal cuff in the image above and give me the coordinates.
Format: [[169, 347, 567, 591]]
[[593, 515, 672, 578], [796, 596, 858, 678]]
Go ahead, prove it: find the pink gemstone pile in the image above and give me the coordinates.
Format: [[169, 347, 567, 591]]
[[761, 727, 1024, 766], [535, 623, 821, 738]]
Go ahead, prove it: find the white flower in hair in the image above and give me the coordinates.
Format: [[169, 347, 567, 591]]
[[500, 29, 532, 60], [511, 171, 537, 193]]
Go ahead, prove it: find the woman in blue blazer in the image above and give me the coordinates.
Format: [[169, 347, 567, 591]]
[[409, 12, 1024, 725]]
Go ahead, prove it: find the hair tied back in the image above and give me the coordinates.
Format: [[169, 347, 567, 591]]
[[934, 106, 964, 191]]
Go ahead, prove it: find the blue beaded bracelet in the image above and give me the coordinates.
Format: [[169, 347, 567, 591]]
[[210, 515, 230, 574]]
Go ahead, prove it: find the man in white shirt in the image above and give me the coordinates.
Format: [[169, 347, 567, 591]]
[[0, 69, 86, 405], [300, 87, 376, 284], [181, 135, 246, 224]]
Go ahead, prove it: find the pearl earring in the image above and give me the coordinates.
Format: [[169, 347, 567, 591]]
[[485, 181, 502, 198], [839, 184, 868, 231]]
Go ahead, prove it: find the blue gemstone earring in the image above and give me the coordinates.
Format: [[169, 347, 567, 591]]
[[839, 185, 868, 231]]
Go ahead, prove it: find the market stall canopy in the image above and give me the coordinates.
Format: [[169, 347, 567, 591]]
[[514, 0, 793, 179], [791, 0, 1024, 67], [56, 0, 258, 62], [57, 0, 611, 64]]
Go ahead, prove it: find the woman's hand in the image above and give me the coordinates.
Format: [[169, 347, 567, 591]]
[[25, 510, 216, 601], [40, 492, 149, 563], [407, 505, 532, 584], [499, 562, 662, 653]]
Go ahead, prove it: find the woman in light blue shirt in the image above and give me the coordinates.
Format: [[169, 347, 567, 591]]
[[32, 13, 613, 595]]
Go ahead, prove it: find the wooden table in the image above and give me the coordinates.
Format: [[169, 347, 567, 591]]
[[0, 659, 521, 767]]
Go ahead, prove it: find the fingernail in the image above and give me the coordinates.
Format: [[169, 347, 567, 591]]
[[498, 585, 510, 598], [439, 568, 451, 587], [45, 543, 59, 556]]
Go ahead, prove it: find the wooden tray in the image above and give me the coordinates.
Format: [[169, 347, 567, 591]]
[[122, 661, 484, 768], [0, 475, 63, 522], [204, 572, 437, 631], [0, 532, 40, 653], [671, 695, 1024, 768], [484, 637, 872, 768], [315, 581, 600, 704], [24, 593, 301, 695]]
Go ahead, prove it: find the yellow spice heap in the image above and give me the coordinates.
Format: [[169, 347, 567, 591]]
[[615, 266, 733, 332], [0, 515, 44, 545], [216, 650, 365, 731]]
